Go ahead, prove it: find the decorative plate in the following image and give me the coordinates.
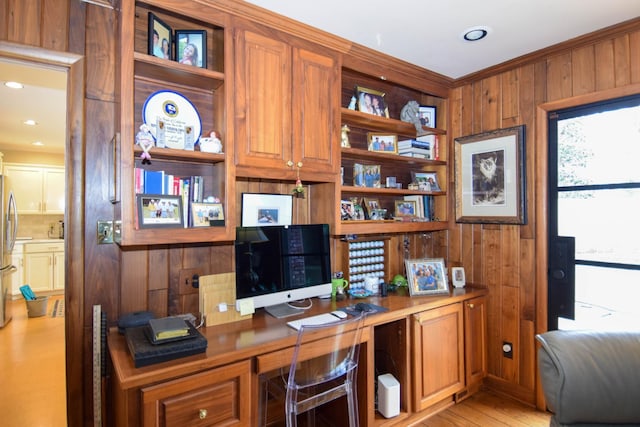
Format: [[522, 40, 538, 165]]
[[142, 90, 202, 149]]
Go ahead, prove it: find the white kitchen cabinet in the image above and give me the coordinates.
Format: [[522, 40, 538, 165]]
[[23, 241, 64, 292], [3, 164, 65, 214]]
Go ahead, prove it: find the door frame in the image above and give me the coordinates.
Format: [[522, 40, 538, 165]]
[[0, 41, 85, 426], [534, 82, 640, 408]]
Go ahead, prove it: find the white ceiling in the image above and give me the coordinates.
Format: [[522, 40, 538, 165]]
[[245, 0, 640, 79], [1, 1, 639, 156], [0, 59, 67, 154]]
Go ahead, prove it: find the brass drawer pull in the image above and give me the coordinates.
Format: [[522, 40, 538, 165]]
[[199, 409, 207, 419]]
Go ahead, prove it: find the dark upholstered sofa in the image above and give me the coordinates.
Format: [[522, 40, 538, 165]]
[[536, 330, 640, 427]]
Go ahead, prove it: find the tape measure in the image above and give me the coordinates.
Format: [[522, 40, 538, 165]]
[[92, 305, 102, 427]]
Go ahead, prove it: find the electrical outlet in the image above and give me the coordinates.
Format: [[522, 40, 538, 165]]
[[178, 268, 203, 295], [502, 341, 513, 359]]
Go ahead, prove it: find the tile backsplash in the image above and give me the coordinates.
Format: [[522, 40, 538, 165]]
[[17, 214, 65, 239]]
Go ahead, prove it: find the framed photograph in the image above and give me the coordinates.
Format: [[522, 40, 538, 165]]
[[148, 13, 172, 60], [364, 198, 380, 212], [418, 105, 437, 128], [137, 194, 183, 228], [405, 258, 449, 296], [367, 133, 398, 153], [363, 164, 381, 188], [385, 176, 397, 188], [353, 163, 364, 187], [350, 197, 366, 220], [191, 202, 224, 227], [241, 193, 292, 227], [412, 171, 441, 192], [175, 29, 207, 68], [340, 200, 355, 220], [454, 125, 526, 224], [395, 200, 416, 217], [355, 86, 389, 118], [451, 267, 466, 288]]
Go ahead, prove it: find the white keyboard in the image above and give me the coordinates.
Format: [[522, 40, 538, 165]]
[[287, 313, 341, 330]]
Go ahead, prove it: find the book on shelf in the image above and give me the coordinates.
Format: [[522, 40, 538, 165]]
[[399, 152, 430, 159]]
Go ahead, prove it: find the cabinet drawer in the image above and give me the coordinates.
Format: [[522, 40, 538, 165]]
[[141, 359, 251, 427], [24, 242, 64, 253]]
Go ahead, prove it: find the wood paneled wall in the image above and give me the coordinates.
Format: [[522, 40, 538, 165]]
[[448, 21, 640, 405]]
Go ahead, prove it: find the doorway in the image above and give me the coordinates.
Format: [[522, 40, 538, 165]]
[[547, 94, 640, 331]]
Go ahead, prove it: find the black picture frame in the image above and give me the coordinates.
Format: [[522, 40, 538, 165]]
[[137, 194, 183, 228], [418, 105, 437, 128], [148, 13, 172, 60], [175, 29, 207, 68]]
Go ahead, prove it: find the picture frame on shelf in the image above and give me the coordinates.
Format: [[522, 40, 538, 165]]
[[363, 198, 380, 212], [148, 13, 172, 60], [385, 176, 397, 188], [405, 258, 449, 296], [350, 197, 366, 220], [394, 200, 416, 217], [191, 202, 224, 227], [355, 86, 389, 118], [369, 208, 387, 220], [363, 164, 381, 188], [451, 267, 466, 288], [353, 163, 365, 187], [412, 171, 441, 192], [241, 193, 292, 227], [418, 105, 437, 128], [454, 125, 526, 224], [175, 29, 207, 68], [137, 194, 183, 228], [340, 200, 355, 220], [367, 133, 398, 153]]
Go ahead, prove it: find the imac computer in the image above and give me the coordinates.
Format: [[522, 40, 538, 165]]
[[234, 223, 332, 318]]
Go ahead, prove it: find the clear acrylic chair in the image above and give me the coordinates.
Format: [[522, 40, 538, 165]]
[[263, 312, 366, 427]]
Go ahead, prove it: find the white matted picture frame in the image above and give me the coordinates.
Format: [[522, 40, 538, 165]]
[[405, 258, 449, 296], [241, 193, 293, 227], [451, 267, 466, 288], [454, 125, 526, 224], [418, 105, 436, 128]]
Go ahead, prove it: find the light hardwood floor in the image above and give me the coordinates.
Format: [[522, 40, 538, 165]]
[[0, 295, 66, 427]]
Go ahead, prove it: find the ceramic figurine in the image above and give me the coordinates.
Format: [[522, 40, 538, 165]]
[[199, 131, 223, 153], [136, 123, 154, 164]]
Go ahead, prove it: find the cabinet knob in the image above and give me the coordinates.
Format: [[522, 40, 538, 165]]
[[468, 303, 475, 309], [286, 160, 303, 168], [199, 409, 207, 419]]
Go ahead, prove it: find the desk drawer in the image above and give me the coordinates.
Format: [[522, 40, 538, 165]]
[[141, 359, 251, 427]]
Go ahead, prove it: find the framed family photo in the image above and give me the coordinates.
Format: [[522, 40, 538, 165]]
[[137, 194, 183, 228], [367, 133, 398, 153], [405, 258, 449, 296], [241, 193, 292, 227], [418, 105, 437, 128], [395, 200, 416, 217], [355, 86, 389, 118], [175, 29, 207, 68], [412, 171, 441, 192], [191, 202, 224, 227], [454, 125, 526, 224], [148, 13, 172, 60]]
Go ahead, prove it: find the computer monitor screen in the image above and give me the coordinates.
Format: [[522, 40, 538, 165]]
[[235, 224, 332, 313]]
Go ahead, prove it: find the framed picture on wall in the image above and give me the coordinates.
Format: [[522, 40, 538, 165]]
[[241, 193, 292, 227]]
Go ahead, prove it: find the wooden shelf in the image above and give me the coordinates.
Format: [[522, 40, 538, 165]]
[[341, 185, 445, 197], [341, 108, 445, 138], [133, 146, 225, 163], [341, 147, 446, 166], [134, 52, 224, 90], [338, 220, 448, 235]]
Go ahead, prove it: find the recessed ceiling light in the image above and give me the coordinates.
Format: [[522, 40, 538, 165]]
[[461, 26, 490, 42], [24, 119, 37, 126], [4, 81, 24, 89], [32, 141, 44, 146]]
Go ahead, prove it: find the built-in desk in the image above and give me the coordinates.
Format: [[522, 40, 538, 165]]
[[108, 287, 487, 426]]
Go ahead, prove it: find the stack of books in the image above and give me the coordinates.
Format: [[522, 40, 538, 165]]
[[398, 135, 439, 160]]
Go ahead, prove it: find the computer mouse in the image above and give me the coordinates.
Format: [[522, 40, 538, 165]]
[[355, 302, 374, 312], [331, 310, 347, 319]]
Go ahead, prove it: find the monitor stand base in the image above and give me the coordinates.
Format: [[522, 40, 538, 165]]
[[264, 303, 305, 319]]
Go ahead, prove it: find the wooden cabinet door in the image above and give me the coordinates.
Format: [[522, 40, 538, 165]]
[[43, 168, 65, 214], [464, 296, 487, 389], [412, 303, 464, 411], [24, 252, 53, 292], [291, 46, 340, 175], [141, 359, 251, 427], [234, 28, 292, 171], [4, 165, 43, 214]]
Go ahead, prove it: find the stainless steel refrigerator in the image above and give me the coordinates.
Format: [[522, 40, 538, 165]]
[[0, 175, 18, 328]]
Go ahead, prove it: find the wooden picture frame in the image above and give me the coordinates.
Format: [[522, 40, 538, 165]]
[[455, 125, 526, 224], [137, 194, 183, 228], [395, 200, 416, 217], [175, 29, 207, 68], [368, 133, 398, 153], [191, 202, 224, 227], [405, 258, 449, 296], [355, 86, 389, 118], [148, 13, 172, 60], [241, 193, 292, 227]]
